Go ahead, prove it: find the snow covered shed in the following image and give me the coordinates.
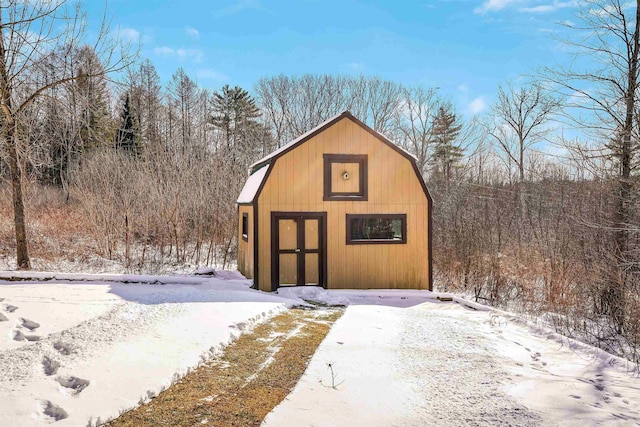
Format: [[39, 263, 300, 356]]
[[237, 111, 432, 292]]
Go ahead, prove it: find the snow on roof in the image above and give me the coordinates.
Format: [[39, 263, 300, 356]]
[[237, 163, 270, 204], [250, 111, 347, 170]]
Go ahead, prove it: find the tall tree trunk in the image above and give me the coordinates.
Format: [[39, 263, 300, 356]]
[[0, 13, 30, 269], [5, 127, 30, 269], [611, 0, 640, 332]]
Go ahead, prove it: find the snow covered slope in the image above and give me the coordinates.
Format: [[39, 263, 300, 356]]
[[263, 291, 640, 426], [0, 275, 299, 426]]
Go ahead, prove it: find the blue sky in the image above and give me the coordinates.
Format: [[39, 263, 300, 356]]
[[86, 0, 577, 117]]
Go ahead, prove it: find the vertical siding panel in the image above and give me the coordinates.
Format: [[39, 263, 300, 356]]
[[326, 119, 337, 153], [312, 133, 322, 205], [300, 138, 308, 208], [336, 204, 345, 288], [382, 243, 389, 287], [389, 156, 400, 204], [292, 140, 302, 208], [382, 144, 389, 205], [280, 160, 287, 208], [263, 173, 271, 207], [259, 205, 270, 291], [268, 169, 276, 206], [339, 118, 348, 153], [370, 133, 378, 205], [410, 203, 418, 289], [419, 202, 428, 289]]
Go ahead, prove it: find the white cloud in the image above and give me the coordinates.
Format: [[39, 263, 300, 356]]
[[196, 69, 228, 81], [185, 27, 200, 40], [153, 47, 204, 63], [114, 27, 140, 42], [468, 97, 487, 115], [346, 62, 365, 72], [458, 84, 469, 93], [474, 0, 517, 15], [519, 1, 577, 14]]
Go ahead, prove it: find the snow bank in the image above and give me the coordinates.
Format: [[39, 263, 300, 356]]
[[264, 299, 640, 426], [277, 286, 448, 307], [0, 273, 301, 426]]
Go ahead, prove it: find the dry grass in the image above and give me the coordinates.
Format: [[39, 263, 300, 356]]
[[104, 308, 343, 427], [0, 184, 97, 265]]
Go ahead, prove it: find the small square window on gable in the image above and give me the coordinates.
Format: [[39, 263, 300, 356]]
[[323, 154, 368, 201]]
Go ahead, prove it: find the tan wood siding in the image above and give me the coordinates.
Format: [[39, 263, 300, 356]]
[[256, 116, 430, 292], [237, 205, 254, 279]]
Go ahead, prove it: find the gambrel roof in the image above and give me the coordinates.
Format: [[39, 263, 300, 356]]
[[237, 111, 428, 205]]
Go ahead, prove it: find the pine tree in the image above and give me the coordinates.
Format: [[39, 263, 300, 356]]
[[210, 85, 261, 150], [430, 105, 463, 186], [209, 84, 273, 164], [75, 46, 113, 153], [115, 93, 140, 156]]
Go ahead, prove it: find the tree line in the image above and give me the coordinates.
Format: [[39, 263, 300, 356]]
[[0, 0, 638, 363]]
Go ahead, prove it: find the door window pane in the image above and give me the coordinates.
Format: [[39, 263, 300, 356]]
[[279, 219, 297, 250], [305, 253, 319, 285], [279, 254, 298, 285], [305, 219, 319, 250]]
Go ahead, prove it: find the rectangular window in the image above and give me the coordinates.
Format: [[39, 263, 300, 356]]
[[323, 154, 368, 201], [242, 213, 249, 241], [346, 214, 407, 245]]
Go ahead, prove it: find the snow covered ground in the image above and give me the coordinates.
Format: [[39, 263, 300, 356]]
[[2, 274, 639, 426], [264, 289, 640, 426], [0, 273, 300, 426]]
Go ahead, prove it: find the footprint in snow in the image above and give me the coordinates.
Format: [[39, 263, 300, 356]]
[[39, 400, 68, 422], [56, 376, 90, 395], [20, 318, 40, 331], [13, 330, 41, 342], [53, 341, 73, 356], [43, 356, 60, 376], [5, 304, 18, 313], [0, 312, 7, 321]]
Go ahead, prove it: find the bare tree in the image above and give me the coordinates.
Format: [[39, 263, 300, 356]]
[[0, 0, 134, 269], [347, 76, 403, 135], [255, 74, 405, 146], [544, 0, 640, 332], [395, 86, 440, 176], [486, 82, 560, 183]]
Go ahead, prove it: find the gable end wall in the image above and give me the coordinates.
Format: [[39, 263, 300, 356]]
[[256, 117, 430, 291]]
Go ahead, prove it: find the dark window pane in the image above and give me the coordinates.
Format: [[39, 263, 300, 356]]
[[350, 218, 403, 241], [242, 214, 249, 239]]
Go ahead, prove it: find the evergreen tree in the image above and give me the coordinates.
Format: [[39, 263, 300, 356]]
[[115, 93, 140, 156], [430, 105, 463, 186], [210, 84, 261, 150], [209, 85, 273, 163], [75, 46, 113, 153]]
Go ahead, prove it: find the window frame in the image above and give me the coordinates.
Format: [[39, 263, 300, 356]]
[[346, 213, 407, 245], [323, 154, 368, 201], [242, 212, 249, 242]]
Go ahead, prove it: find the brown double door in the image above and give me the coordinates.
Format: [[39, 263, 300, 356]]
[[271, 212, 327, 290]]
